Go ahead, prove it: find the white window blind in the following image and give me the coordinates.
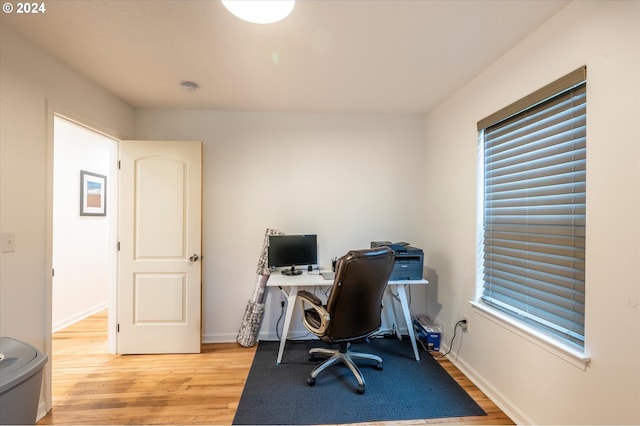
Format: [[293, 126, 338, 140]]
[[479, 67, 586, 349]]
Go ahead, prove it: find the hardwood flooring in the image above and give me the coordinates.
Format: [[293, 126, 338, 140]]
[[39, 311, 513, 425]]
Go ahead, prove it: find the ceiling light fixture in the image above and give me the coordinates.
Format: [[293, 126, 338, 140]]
[[221, 0, 295, 24]]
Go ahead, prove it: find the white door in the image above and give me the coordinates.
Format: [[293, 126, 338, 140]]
[[117, 140, 202, 354]]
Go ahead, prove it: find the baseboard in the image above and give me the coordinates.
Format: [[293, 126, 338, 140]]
[[202, 326, 405, 345], [441, 343, 532, 425], [37, 399, 48, 423], [202, 332, 238, 344], [201, 331, 304, 344], [52, 301, 108, 333]]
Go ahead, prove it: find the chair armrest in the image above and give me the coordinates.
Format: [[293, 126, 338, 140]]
[[297, 290, 330, 336], [297, 290, 322, 306]]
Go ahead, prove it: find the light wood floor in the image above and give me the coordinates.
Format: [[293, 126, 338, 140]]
[[39, 310, 513, 425]]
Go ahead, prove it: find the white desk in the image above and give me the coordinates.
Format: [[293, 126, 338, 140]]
[[267, 272, 428, 364]]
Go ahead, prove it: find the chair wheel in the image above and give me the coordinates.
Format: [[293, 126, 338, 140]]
[[357, 385, 365, 394], [307, 377, 316, 386], [375, 362, 383, 370]]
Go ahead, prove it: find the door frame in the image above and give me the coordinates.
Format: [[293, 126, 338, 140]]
[[44, 101, 121, 414]]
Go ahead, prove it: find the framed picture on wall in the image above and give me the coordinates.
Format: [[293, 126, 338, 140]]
[[80, 170, 107, 216]]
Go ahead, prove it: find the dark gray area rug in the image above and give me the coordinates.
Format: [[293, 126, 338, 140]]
[[233, 338, 486, 425]]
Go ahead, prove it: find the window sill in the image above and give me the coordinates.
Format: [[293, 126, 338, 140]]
[[470, 301, 591, 371]]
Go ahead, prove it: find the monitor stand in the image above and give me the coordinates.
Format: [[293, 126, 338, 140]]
[[281, 266, 302, 276]]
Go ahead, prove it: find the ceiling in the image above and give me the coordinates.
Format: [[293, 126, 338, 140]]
[[2, 0, 569, 114]]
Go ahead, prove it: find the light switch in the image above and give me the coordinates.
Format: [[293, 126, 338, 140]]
[[1, 233, 16, 253]]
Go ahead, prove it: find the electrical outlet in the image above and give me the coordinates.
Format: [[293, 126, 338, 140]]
[[460, 316, 469, 331]]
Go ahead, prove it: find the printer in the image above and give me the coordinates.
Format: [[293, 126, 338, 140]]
[[371, 241, 424, 280]]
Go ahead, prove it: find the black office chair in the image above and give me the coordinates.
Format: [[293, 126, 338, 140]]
[[297, 247, 395, 394]]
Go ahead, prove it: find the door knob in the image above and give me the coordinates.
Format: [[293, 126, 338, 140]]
[[189, 254, 200, 262]]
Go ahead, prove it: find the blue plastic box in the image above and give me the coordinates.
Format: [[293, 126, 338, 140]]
[[426, 332, 441, 351]]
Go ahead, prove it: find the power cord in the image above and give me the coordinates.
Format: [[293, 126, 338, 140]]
[[430, 319, 466, 358], [276, 299, 312, 341], [277, 286, 324, 340], [275, 300, 285, 340]]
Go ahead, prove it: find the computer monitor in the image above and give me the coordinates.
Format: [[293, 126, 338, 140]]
[[267, 234, 318, 275]]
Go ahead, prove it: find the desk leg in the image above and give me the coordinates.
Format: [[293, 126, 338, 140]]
[[276, 285, 298, 364], [387, 288, 402, 339], [396, 284, 421, 361]]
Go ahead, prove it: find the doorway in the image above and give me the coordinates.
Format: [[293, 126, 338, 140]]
[[44, 110, 204, 419], [51, 115, 118, 341]]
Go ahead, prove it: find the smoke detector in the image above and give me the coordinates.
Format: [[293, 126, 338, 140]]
[[180, 80, 199, 92]]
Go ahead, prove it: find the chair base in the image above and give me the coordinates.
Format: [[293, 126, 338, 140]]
[[307, 343, 383, 394]]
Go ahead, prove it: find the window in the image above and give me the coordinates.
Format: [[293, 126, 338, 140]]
[[477, 67, 586, 350]]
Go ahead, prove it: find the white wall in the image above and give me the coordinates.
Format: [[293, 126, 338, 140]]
[[134, 110, 429, 340], [52, 117, 114, 331], [422, 1, 640, 424], [3, 1, 639, 424], [0, 23, 134, 418]]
